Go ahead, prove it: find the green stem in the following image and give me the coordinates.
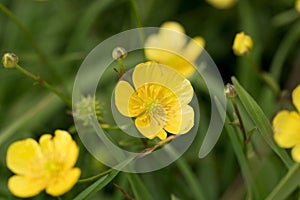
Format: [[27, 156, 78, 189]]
[[231, 98, 248, 143], [129, 0, 143, 28], [266, 164, 300, 200], [15, 64, 72, 107], [244, 54, 280, 95], [0, 3, 63, 83], [0, 4, 48, 65], [129, 0, 144, 44], [78, 169, 113, 183], [176, 157, 206, 200], [118, 59, 125, 76]]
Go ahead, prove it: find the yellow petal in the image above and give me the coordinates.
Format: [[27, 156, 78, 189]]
[[206, 0, 237, 9], [166, 105, 194, 134], [156, 129, 168, 140], [161, 21, 185, 34], [53, 130, 79, 169], [8, 175, 46, 198], [135, 114, 164, 139], [7, 138, 44, 176], [178, 105, 195, 134], [39, 134, 54, 159], [292, 85, 300, 113], [115, 80, 135, 117], [296, 0, 300, 12], [273, 111, 300, 148], [292, 145, 300, 163], [46, 168, 81, 196], [132, 62, 194, 105], [182, 36, 205, 62], [159, 21, 186, 52]]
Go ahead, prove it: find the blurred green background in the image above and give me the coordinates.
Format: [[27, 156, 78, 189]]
[[1, 0, 300, 199]]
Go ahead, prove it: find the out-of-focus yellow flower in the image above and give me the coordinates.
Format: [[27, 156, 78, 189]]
[[232, 32, 253, 56], [6, 130, 81, 198], [144, 21, 205, 77], [115, 61, 194, 140], [296, 0, 300, 12], [273, 85, 300, 162], [206, 0, 237, 9]]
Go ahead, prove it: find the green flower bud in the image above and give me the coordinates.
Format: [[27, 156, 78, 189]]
[[112, 47, 127, 60], [2, 53, 19, 68], [75, 95, 103, 126], [224, 83, 237, 98]]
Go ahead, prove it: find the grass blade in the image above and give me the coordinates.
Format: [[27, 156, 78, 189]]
[[232, 77, 293, 169]]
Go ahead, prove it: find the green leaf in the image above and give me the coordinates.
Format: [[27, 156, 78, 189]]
[[266, 164, 300, 200], [74, 169, 119, 200], [215, 97, 260, 199], [127, 173, 154, 200], [232, 77, 293, 169]]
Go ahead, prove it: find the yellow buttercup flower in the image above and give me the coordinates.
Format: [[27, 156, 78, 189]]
[[144, 21, 205, 77], [273, 85, 300, 162], [296, 0, 300, 12], [6, 130, 81, 197], [115, 61, 194, 140], [232, 32, 253, 56], [206, 0, 237, 9]]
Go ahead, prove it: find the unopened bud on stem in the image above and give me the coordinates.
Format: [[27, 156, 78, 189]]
[[2, 53, 19, 68]]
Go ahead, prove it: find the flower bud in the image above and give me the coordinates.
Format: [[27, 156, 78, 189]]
[[2, 53, 19, 68], [224, 83, 237, 98], [232, 32, 253, 56], [112, 47, 127, 60]]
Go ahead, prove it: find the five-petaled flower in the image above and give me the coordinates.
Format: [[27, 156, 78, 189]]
[[273, 85, 300, 162], [115, 61, 195, 140], [232, 32, 253, 56], [144, 21, 205, 77], [6, 130, 81, 198]]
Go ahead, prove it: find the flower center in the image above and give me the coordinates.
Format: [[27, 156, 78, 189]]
[[45, 160, 61, 175], [129, 83, 180, 127]]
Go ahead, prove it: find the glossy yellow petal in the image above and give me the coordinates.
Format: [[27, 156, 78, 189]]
[[8, 175, 46, 198], [45, 168, 81, 196], [132, 62, 193, 105], [178, 105, 195, 134], [39, 134, 54, 159], [292, 85, 300, 112], [135, 114, 164, 139], [7, 139, 44, 176], [156, 129, 168, 140], [53, 130, 79, 169], [273, 111, 300, 148], [115, 80, 135, 117], [292, 145, 300, 163], [165, 105, 194, 134]]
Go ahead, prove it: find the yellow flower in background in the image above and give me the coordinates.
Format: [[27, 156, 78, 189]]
[[6, 130, 80, 197], [296, 0, 300, 12], [144, 21, 205, 77], [273, 85, 300, 162], [232, 32, 253, 56], [206, 0, 237, 9], [115, 61, 194, 140]]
